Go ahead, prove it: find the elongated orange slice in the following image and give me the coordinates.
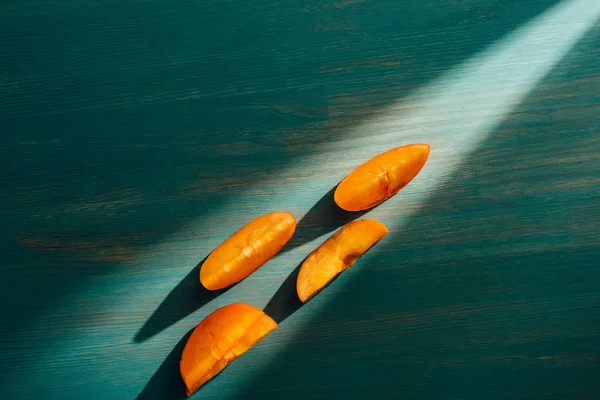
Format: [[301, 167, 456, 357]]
[[334, 143, 430, 211], [180, 303, 278, 396], [296, 219, 388, 302], [200, 212, 296, 290]]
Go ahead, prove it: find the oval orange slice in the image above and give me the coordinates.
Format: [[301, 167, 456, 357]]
[[200, 212, 296, 290], [334, 143, 430, 211], [296, 219, 388, 302], [180, 303, 278, 396]]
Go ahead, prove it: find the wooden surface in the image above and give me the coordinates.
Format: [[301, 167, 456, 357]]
[[2, 0, 600, 399]]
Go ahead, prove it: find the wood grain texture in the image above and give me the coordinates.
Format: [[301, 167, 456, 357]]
[[1, 0, 600, 399]]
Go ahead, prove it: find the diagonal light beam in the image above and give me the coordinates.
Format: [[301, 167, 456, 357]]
[[82, 0, 600, 336], [228, 0, 600, 382], [17, 1, 600, 397]]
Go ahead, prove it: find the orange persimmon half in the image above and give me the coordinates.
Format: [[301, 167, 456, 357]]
[[334, 143, 430, 211], [180, 303, 278, 396], [200, 212, 296, 290], [296, 219, 388, 302]]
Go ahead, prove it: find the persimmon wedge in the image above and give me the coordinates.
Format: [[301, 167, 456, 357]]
[[296, 219, 388, 302], [180, 303, 277, 396], [334, 143, 430, 211], [200, 212, 296, 290]]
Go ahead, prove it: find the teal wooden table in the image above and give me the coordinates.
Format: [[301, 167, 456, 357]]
[[2, 0, 600, 398]]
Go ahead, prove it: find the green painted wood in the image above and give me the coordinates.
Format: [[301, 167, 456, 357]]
[[2, 0, 600, 399]]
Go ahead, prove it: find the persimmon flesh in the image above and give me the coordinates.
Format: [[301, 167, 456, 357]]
[[200, 212, 296, 290], [334, 143, 430, 211], [180, 303, 278, 396], [296, 219, 388, 302]]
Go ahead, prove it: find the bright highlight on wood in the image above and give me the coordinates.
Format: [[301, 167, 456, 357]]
[[200, 212, 297, 290], [296, 219, 389, 302], [180, 303, 278, 396], [334, 144, 430, 211]]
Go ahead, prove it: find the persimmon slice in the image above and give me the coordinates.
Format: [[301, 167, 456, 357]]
[[180, 303, 278, 396], [200, 212, 296, 290], [334, 143, 430, 211], [296, 219, 388, 302]]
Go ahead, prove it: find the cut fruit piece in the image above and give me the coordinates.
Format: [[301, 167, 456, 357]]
[[296, 219, 388, 302], [334, 143, 430, 211], [200, 212, 297, 290], [180, 303, 278, 396]]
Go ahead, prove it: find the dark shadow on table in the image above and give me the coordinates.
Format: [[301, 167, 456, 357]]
[[134, 256, 235, 343], [263, 258, 305, 324], [264, 253, 350, 324], [135, 329, 193, 400], [279, 185, 369, 256]]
